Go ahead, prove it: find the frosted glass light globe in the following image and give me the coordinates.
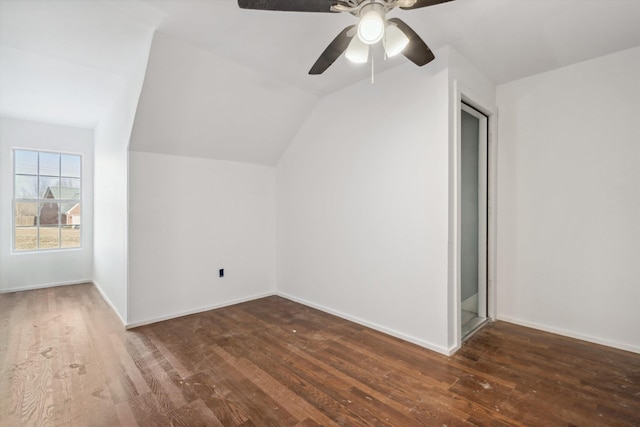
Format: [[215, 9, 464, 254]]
[[346, 36, 369, 63], [384, 24, 409, 57], [357, 10, 385, 45]]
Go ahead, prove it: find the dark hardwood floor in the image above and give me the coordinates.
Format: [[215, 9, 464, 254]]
[[1, 283, 639, 426]]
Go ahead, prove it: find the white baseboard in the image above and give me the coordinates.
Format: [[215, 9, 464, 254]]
[[497, 315, 640, 355], [0, 279, 93, 294], [125, 291, 276, 329], [276, 291, 452, 356], [92, 280, 128, 326], [1, 281, 461, 355], [461, 293, 478, 312]]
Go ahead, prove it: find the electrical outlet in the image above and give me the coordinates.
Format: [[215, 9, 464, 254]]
[[219, 269, 224, 278]]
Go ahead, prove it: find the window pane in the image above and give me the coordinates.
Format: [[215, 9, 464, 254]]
[[15, 227, 38, 251], [61, 202, 81, 225], [61, 226, 80, 248], [39, 201, 60, 249], [40, 177, 60, 198], [39, 225, 60, 249], [61, 154, 81, 178], [61, 203, 80, 248], [15, 202, 38, 225], [15, 202, 38, 251], [39, 152, 60, 177], [39, 202, 60, 226], [15, 150, 38, 175], [60, 178, 81, 199], [15, 175, 38, 199]]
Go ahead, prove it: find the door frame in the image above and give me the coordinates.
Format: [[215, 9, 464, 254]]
[[450, 81, 498, 353], [461, 102, 488, 321]]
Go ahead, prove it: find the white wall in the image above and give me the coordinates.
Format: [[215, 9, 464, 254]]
[[127, 151, 276, 326], [93, 31, 154, 324], [93, 88, 133, 324], [277, 57, 453, 353], [0, 116, 93, 291], [276, 47, 496, 355], [496, 46, 640, 353]]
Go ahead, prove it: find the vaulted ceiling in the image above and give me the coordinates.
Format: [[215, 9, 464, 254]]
[[2, 0, 640, 163], [146, 0, 640, 93]]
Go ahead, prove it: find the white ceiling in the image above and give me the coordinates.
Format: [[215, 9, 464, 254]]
[[1, 0, 640, 137], [0, 0, 162, 128], [145, 0, 640, 94]]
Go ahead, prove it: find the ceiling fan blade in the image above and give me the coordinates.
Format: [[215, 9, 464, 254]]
[[309, 25, 356, 75], [399, 0, 454, 11], [238, 0, 338, 13], [387, 18, 435, 66]]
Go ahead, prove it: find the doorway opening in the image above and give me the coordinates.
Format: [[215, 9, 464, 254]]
[[460, 101, 489, 340]]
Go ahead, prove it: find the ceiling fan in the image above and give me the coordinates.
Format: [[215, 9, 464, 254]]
[[237, 0, 453, 75]]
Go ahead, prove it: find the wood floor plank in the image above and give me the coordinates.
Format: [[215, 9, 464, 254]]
[[187, 371, 253, 426], [174, 397, 226, 427], [1, 284, 639, 426], [210, 344, 337, 426]]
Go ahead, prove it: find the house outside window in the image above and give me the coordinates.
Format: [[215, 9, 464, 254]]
[[13, 149, 82, 251]]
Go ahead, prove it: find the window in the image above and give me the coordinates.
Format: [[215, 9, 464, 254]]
[[13, 149, 82, 252]]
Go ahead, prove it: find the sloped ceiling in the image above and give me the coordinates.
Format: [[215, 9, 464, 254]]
[[1, 0, 640, 164], [0, 1, 162, 128], [129, 33, 318, 165]]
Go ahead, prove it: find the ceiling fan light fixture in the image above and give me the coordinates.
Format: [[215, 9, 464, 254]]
[[238, 0, 442, 75], [357, 4, 385, 45], [345, 35, 369, 63], [384, 24, 409, 57]]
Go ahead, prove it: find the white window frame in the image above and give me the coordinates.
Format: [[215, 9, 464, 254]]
[[12, 148, 83, 253]]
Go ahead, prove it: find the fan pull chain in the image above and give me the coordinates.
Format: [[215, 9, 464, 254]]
[[371, 55, 375, 84]]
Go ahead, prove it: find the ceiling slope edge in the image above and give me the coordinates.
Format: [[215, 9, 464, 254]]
[[129, 31, 320, 166]]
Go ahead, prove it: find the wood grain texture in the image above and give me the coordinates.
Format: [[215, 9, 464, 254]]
[[1, 283, 639, 426]]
